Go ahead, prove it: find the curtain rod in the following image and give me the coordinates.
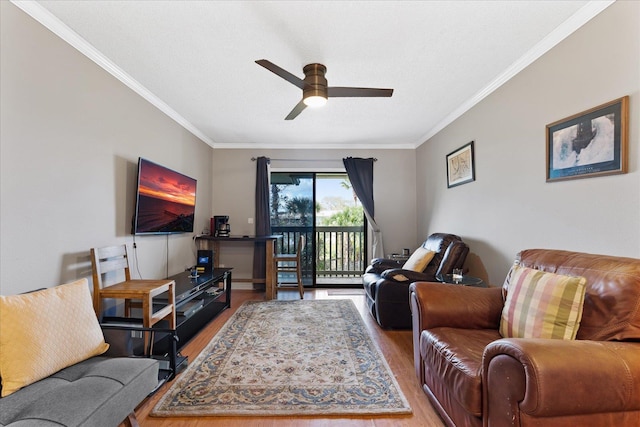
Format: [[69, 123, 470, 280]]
[[251, 157, 377, 162]]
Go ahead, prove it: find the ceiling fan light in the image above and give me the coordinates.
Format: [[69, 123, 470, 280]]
[[303, 95, 327, 108]]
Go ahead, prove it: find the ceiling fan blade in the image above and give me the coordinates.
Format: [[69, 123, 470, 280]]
[[255, 59, 306, 90], [327, 87, 394, 98], [285, 100, 307, 120]]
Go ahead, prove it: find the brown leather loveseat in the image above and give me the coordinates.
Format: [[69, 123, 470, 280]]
[[410, 249, 640, 427]]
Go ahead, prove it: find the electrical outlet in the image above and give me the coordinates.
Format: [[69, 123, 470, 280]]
[[248, 217, 254, 224]]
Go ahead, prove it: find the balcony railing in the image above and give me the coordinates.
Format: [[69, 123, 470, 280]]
[[272, 226, 365, 278]]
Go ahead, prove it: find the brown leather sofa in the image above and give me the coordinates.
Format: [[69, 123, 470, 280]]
[[410, 249, 640, 427], [362, 233, 468, 329]]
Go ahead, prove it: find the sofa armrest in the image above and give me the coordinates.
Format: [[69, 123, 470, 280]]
[[381, 268, 436, 283], [409, 281, 503, 330], [483, 338, 640, 422], [409, 281, 503, 381], [366, 258, 403, 274]]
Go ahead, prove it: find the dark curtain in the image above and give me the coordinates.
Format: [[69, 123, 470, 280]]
[[252, 157, 271, 289], [343, 157, 384, 258]]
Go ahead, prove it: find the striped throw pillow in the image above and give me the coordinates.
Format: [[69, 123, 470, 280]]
[[499, 266, 587, 339]]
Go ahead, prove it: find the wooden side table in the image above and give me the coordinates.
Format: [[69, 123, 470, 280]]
[[98, 279, 176, 330], [91, 245, 177, 353]]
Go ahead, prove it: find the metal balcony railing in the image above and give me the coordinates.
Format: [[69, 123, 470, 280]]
[[271, 226, 365, 278]]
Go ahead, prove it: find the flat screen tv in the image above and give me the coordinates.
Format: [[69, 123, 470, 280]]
[[132, 158, 197, 235]]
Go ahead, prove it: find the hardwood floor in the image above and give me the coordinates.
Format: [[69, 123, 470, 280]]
[[129, 289, 445, 427]]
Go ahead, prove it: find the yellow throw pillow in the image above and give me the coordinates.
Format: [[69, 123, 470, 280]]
[[402, 247, 436, 272], [499, 266, 587, 340], [0, 278, 109, 397]]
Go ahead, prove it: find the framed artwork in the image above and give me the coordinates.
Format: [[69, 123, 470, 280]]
[[546, 96, 628, 182], [446, 141, 475, 188]]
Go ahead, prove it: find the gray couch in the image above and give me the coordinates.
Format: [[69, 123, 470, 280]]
[[0, 355, 158, 427], [0, 278, 166, 427]]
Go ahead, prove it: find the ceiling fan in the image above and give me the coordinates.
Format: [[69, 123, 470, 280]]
[[255, 59, 394, 120]]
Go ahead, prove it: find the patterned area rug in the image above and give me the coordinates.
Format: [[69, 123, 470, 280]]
[[151, 299, 412, 417]]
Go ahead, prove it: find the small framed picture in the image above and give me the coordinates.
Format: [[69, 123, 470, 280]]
[[546, 96, 628, 182], [446, 141, 475, 188]]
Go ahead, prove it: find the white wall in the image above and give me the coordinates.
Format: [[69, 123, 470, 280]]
[[0, 2, 213, 295], [416, 1, 640, 286], [3, 1, 638, 295], [211, 149, 417, 282]]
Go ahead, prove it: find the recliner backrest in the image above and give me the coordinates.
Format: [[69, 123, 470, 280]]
[[436, 241, 470, 276], [420, 233, 468, 277]]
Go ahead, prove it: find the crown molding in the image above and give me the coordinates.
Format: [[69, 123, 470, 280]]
[[212, 142, 416, 150], [10, 0, 216, 148], [415, 0, 616, 148]]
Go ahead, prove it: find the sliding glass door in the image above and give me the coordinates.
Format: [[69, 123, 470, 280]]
[[270, 172, 365, 287], [270, 172, 314, 288]]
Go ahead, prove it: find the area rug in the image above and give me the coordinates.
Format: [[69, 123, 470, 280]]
[[151, 299, 412, 417]]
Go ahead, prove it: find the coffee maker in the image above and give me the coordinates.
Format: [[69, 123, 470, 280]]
[[212, 216, 230, 237]]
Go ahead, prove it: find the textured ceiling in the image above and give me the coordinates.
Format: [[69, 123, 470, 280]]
[[20, 1, 612, 149]]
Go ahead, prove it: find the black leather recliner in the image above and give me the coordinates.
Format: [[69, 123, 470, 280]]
[[362, 233, 469, 329]]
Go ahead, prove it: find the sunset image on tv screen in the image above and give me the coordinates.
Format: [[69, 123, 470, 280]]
[[134, 158, 197, 234]]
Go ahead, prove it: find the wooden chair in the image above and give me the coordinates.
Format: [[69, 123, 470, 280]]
[[90, 245, 176, 333], [274, 235, 305, 299]]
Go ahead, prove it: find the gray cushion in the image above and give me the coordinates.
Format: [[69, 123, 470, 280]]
[[0, 356, 158, 427]]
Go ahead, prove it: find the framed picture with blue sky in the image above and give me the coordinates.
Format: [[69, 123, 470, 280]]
[[546, 96, 628, 182]]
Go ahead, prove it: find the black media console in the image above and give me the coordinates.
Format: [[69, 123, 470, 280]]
[[100, 268, 232, 384], [152, 268, 232, 355]]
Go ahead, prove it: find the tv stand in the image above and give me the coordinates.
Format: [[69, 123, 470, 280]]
[[100, 268, 231, 383], [152, 268, 232, 355]]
